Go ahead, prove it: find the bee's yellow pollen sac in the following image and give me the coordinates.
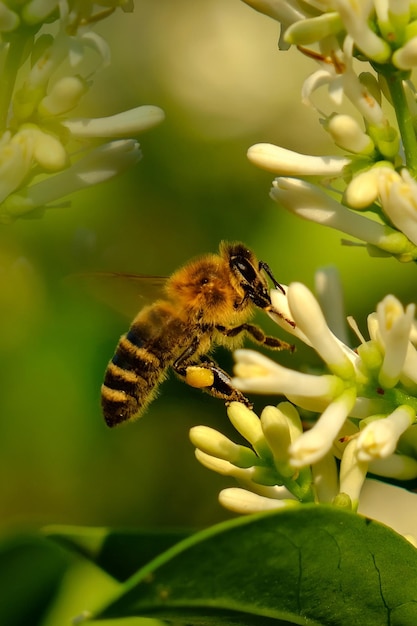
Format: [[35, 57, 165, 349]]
[[186, 366, 215, 388]]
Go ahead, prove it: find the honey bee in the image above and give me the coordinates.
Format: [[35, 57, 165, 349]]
[[101, 241, 294, 427]]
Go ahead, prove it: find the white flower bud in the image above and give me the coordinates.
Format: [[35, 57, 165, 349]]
[[189, 425, 257, 468], [248, 143, 350, 175], [393, 36, 417, 70], [218, 487, 297, 514], [0, 132, 32, 204], [345, 166, 393, 209], [63, 105, 165, 138], [0, 3, 20, 31], [21, 0, 59, 25], [38, 76, 87, 116], [226, 402, 269, 458], [326, 114, 374, 154], [378, 168, 417, 247], [376, 296, 415, 388]]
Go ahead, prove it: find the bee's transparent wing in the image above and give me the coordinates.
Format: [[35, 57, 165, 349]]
[[66, 272, 168, 319]]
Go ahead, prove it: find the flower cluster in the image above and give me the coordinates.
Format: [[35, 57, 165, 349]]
[[190, 273, 417, 516], [242, 0, 417, 262], [0, 0, 164, 222]]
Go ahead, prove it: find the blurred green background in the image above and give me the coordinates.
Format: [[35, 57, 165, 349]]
[[1, 0, 416, 536]]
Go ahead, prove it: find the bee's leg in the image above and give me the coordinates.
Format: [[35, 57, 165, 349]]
[[217, 323, 295, 352], [173, 351, 252, 407]]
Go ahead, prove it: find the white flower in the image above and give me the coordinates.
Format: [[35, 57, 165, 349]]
[[270, 177, 416, 259], [0, 139, 141, 222], [357, 406, 415, 462], [373, 295, 415, 389], [191, 402, 316, 508], [0, 1, 165, 220], [314, 266, 350, 345], [289, 389, 356, 467], [331, 0, 390, 63], [378, 169, 417, 247], [233, 349, 344, 411]]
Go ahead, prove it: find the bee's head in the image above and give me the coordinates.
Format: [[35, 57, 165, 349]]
[[221, 241, 279, 311], [167, 255, 236, 321]]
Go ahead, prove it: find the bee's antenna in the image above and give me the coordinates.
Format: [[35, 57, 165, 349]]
[[259, 261, 286, 295]]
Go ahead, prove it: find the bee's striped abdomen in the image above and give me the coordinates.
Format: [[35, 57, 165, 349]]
[[101, 322, 167, 427]]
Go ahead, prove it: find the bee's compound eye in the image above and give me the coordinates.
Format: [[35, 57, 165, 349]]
[[231, 257, 256, 284]]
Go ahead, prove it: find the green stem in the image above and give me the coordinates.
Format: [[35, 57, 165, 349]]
[[0, 33, 29, 133], [380, 66, 417, 175]]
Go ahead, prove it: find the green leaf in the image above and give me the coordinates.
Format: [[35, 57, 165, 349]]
[[85, 505, 417, 626], [44, 525, 190, 582], [0, 533, 69, 626]]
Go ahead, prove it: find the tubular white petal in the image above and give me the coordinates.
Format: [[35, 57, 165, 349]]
[[368, 454, 417, 479], [248, 143, 350, 175], [269, 288, 311, 344], [312, 453, 339, 503], [339, 438, 368, 509], [358, 479, 417, 539], [194, 449, 254, 482], [62, 106, 166, 138], [287, 282, 355, 378], [233, 349, 344, 402], [240, 0, 307, 23], [271, 177, 401, 250], [289, 389, 356, 468], [401, 343, 417, 385], [285, 12, 342, 45], [377, 297, 415, 388], [332, 0, 391, 63], [315, 266, 350, 345]]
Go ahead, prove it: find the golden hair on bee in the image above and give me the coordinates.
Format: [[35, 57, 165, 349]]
[[101, 241, 295, 427]]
